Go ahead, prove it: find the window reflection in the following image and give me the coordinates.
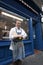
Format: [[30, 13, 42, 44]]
[[0, 9, 29, 40]]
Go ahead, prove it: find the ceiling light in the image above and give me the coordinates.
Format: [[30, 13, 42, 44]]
[[42, 5, 43, 11], [41, 17, 43, 22], [1, 12, 23, 21]]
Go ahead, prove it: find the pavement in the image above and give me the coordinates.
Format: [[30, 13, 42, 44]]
[[22, 51, 43, 65], [9, 50, 43, 65]]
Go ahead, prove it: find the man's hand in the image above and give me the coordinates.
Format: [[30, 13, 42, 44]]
[[17, 35, 23, 39], [13, 35, 23, 41]]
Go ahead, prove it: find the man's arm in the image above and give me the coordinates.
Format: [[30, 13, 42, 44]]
[[9, 28, 23, 40], [9, 28, 18, 40], [21, 29, 27, 39]]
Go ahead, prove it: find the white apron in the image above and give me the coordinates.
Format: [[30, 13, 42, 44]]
[[9, 27, 25, 61], [9, 41, 25, 61]]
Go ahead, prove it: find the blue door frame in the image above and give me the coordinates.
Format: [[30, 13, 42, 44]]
[[33, 18, 43, 50], [34, 22, 43, 50]]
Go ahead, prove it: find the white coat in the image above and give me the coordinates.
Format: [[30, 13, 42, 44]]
[[9, 27, 27, 61]]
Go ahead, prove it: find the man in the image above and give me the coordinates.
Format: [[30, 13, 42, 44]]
[[9, 20, 27, 65]]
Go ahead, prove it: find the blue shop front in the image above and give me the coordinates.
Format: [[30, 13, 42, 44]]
[[0, 0, 43, 65]]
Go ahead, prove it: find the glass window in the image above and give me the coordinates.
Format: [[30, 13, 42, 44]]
[[32, 20, 36, 39], [41, 23, 43, 39], [0, 8, 29, 40]]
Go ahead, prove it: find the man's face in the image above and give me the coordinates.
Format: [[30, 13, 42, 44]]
[[16, 21, 21, 28]]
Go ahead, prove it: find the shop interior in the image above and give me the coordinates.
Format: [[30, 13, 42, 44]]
[[0, 9, 29, 40]]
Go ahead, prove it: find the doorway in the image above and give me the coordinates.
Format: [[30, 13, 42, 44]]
[[33, 20, 43, 50]]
